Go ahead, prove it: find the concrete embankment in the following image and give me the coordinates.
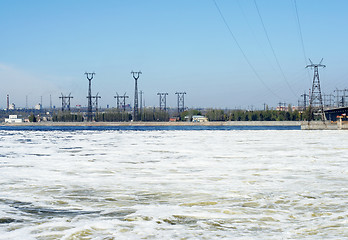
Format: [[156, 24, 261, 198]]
[[1, 121, 301, 127], [300, 121, 338, 130]]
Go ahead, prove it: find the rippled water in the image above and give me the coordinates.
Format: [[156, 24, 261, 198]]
[[0, 129, 347, 239]]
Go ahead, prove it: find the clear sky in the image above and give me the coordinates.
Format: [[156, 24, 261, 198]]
[[1, 0, 348, 110]]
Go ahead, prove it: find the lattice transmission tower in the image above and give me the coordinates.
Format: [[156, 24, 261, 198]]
[[306, 59, 325, 121], [175, 92, 186, 114], [85, 72, 95, 121], [131, 71, 142, 121], [157, 93, 168, 111], [59, 93, 73, 111]]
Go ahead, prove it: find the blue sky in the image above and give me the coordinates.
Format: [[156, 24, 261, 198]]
[[1, 0, 348, 109]]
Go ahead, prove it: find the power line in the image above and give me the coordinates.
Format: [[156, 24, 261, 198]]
[[253, 0, 297, 97], [236, 0, 278, 74], [292, 0, 311, 85], [293, 0, 307, 65], [212, 0, 281, 99]]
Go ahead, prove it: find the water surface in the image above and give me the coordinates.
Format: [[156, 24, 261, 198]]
[[0, 129, 347, 239]]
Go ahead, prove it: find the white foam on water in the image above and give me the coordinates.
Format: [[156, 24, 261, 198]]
[[0, 129, 348, 239]]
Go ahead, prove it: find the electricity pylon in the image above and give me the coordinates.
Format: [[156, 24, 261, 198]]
[[306, 59, 325, 121]]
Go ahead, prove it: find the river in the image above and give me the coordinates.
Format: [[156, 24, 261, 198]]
[[0, 127, 347, 239]]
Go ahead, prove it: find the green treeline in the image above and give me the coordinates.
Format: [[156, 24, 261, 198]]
[[52, 112, 84, 122], [49, 108, 311, 122], [205, 109, 311, 121], [95, 111, 132, 122], [52, 108, 170, 122], [96, 108, 169, 122], [138, 108, 169, 122]]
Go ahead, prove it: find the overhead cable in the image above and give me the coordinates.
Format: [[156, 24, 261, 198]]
[[253, 0, 298, 97], [212, 0, 281, 99], [293, 0, 312, 85]]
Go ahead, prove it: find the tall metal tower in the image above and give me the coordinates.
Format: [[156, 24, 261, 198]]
[[175, 92, 186, 114], [59, 93, 73, 111], [306, 59, 325, 121], [85, 72, 95, 121], [157, 92, 168, 111], [131, 71, 142, 121]]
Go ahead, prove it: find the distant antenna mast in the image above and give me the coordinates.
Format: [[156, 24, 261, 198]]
[[306, 58, 325, 121]]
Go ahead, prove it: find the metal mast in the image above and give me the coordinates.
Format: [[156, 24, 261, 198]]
[[131, 71, 142, 121], [157, 92, 168, 111], [85, 72, 95, 121], [306, 59, 325, 121]]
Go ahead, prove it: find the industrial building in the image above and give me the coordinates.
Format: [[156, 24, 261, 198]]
[[4, 115, 23, 123]]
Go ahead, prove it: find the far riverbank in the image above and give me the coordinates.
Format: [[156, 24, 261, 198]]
[[1, 121, 301, 127]]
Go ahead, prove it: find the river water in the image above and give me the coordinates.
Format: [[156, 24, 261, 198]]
[[0, 127, 347, 239]]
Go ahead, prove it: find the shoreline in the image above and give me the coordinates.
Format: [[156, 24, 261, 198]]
[[1, 121, 301, 127]]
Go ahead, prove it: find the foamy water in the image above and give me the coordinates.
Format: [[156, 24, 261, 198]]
[[0, 129, 347, 239]]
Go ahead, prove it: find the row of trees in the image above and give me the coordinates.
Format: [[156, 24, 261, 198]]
[[51, 108, 170, 122], [32, 108, 312, 122], [203, 109, 312, 121], [52, 112, 84, 122]]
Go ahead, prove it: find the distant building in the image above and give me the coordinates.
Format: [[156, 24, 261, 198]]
[[276, 106, 297, 112], [35, 103, 42, 110], [5, 115, 23, 123], [9, 103, 15, 110], [192, 115, 208, 122]]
